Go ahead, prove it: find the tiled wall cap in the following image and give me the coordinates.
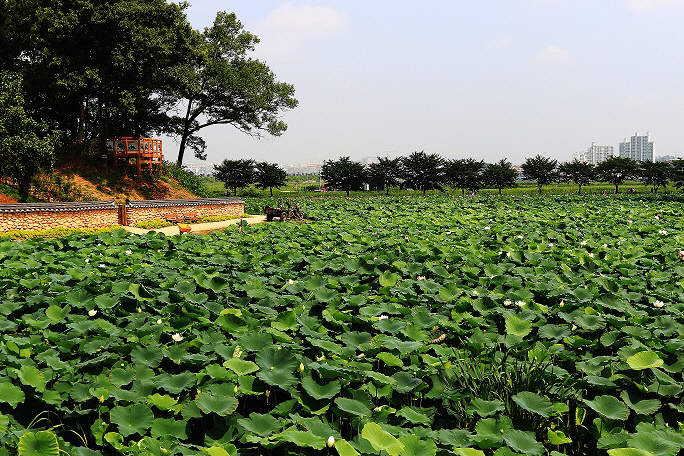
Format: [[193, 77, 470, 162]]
[[0, 200, 118, 213]]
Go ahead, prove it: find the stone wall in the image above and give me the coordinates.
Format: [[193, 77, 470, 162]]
[[0, 201, 119, 231], [0, 198, 245, 231]]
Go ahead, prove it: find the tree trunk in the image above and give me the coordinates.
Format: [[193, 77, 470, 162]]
[[177, 134, 188, 167], [386, 186, 390, 196], [498, 188, 502, 196], [270, 186, 273, 196], [578, 185, 582, 195], [615, 183, 619, 193], [538, 184, 543, 194], [77, 100, 85, 143]]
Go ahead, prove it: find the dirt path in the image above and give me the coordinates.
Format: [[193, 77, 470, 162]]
[[122, 215, 268, 236]]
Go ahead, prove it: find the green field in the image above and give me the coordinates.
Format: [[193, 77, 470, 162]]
[[1, 194, 683, 455]]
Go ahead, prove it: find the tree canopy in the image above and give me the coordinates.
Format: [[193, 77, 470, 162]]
[[558, 159, 594, 194], [596, 157, 638, 193], [213, 158, 256, 196], [366, 157, 402, 195], [321, 157, 366, 196], [0, 72, 58, 201], [401, 151, 444, 195], [255, 162, 287, 196], [522, 155, 558, 194], [482, 158, 518, 195]]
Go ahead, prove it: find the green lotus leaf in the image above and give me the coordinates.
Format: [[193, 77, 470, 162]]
[[366, 371, 397, 386], [186, 292, 208, 304], [237, 412, 281, 436], [468, 398, 504, 417], [110, 388, 144, 403], [18, 430, 60, 456], [452, 450, 486, 456], [109, 368, 135, 387], [131, 345, 163, 368], [207, 276, 230, 293], [626, 432, 681, 455], [503, 429, 545, 455], [335, 397, 371, 417], [66, 289, 92, 307], [206, 364, 233, 381], [505, 315, 533, 338], [379, 271, 398, 287], [377, 351, 404, 367], [279, 427, 326, 449], [334, 439, 360, 456], [173, 281, 196, 294], [302, 376, 341, 400], [195, 393, 238, 415], [392, 372, 422, 393], [361, 422, 404, 456], [583, 396, 630, 420], [547, 429, 572, 445], [396, 406, 431, 425], [255, 347, 297, 372], [398, 435, 437, 456], [438, 283, 462, 302], [146, 393, 178, 411], [110, 404, 154, 437], [340, 331, 372, 348], [627, 351, 664, 370], [315, 288, 338, 303], [45, 305, 67, 322], [129, 283, 154, 301], [257, 369, 298, 389], [606, 449, 654, 456], [15, 365, 46, 393], [0, 413, 8, 434], [304, 276, 328, 291], [150, 417, 187, 440], [512, 391, 553, 418], [223, 358, 259, 375], [376, 318, 406, 333], [94, 294, 118, 309], [472, 416, 511, 448]]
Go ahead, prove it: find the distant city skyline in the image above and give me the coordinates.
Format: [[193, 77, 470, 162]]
[[160, 1, 684, 167]]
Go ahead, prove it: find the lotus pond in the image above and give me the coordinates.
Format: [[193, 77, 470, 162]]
[[1, 194, 684, 455]]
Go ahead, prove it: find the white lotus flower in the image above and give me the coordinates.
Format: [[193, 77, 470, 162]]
[[654, 300, 665, 308], [157, 319, 162, 325], [588, 253, 594, 258], [517, 235, 524, 239], [503, 300, 512, 307], [658, 230, 668, 235], [125, 250, 132, 255], [581, 240, 587, 246], [327, 436, 335, 448], [98, 263, 106, 268], [288, 279, 295, 285], [378, 315, 389, 320], [88, 309, 97, 317], [85, 258, 90, 264], [172, 333, 183, 342], [548, 243, 554, 247], [484, 226, 491, 231], [417, 276, 426, 281], [515, 300, 525, 308]]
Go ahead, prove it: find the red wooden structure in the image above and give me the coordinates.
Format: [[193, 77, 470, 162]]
[[106, 137, 163, 175]]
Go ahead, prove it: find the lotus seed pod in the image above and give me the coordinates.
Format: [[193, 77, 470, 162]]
[[327, 436, 335, 448]]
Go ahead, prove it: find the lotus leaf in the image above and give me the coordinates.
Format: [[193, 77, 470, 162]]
[[110, 404, 154, 437], [18, 430, 60, 456], [361, 422, 405, 456]]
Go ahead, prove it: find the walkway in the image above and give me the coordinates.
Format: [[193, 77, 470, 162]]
[[122, 215, 268, 236]]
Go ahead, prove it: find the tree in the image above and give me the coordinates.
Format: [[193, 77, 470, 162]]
[[482, 158, 518, 195], [366, 157, 401, 195], [5, 0, 198, 147], [213, 158, 255, 196], [321, 157, 366, 196], [0, 72, 58, 202], [255, 162, 287, 196], [558, 159, 594, 194], [595, 156, 638, 193], [171, 12, 298, 165], [401, 151, 445, 195], [671, 159, 684, 189], [521, 155, 558, 194], [638, 161, 671, 193], [444, 158, 485, 196]]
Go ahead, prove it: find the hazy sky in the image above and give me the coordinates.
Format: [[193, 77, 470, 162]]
[[165, 0, 684, 166]]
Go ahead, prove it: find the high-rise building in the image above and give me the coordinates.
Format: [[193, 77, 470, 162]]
[[575, 142, 613, 164], [619, 132, 654, 162]]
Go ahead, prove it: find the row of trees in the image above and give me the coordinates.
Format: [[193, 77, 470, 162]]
[[321, 152, 684, 196], [0, 2, 297, 200], [213, 159, 287, 196]]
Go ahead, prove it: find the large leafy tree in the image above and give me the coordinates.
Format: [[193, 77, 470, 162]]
[[521, 155, 558, 194], [171, 12, 298, 165], [482, 158, 518, 195], [366, 157, 402, 195], [671, 159, 684, 189], [321, 156, 366, 196], [558, 159, 594, 194], [596, 156, 638, 193], [213, 158, 255, 196], [255, 162, 287, 196], [5, 0, 198, 146], [0, 72, 59, 201], [401, 151, 445, 195], [444, 158, 485, 196], [638, 161, 671, 193]]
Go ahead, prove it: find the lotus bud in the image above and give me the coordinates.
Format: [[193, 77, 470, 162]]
[[299, 362, 305, 372], [265, 390, 270, 398], [327, 436, 335, 448], [234, 385, 238, 393]]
